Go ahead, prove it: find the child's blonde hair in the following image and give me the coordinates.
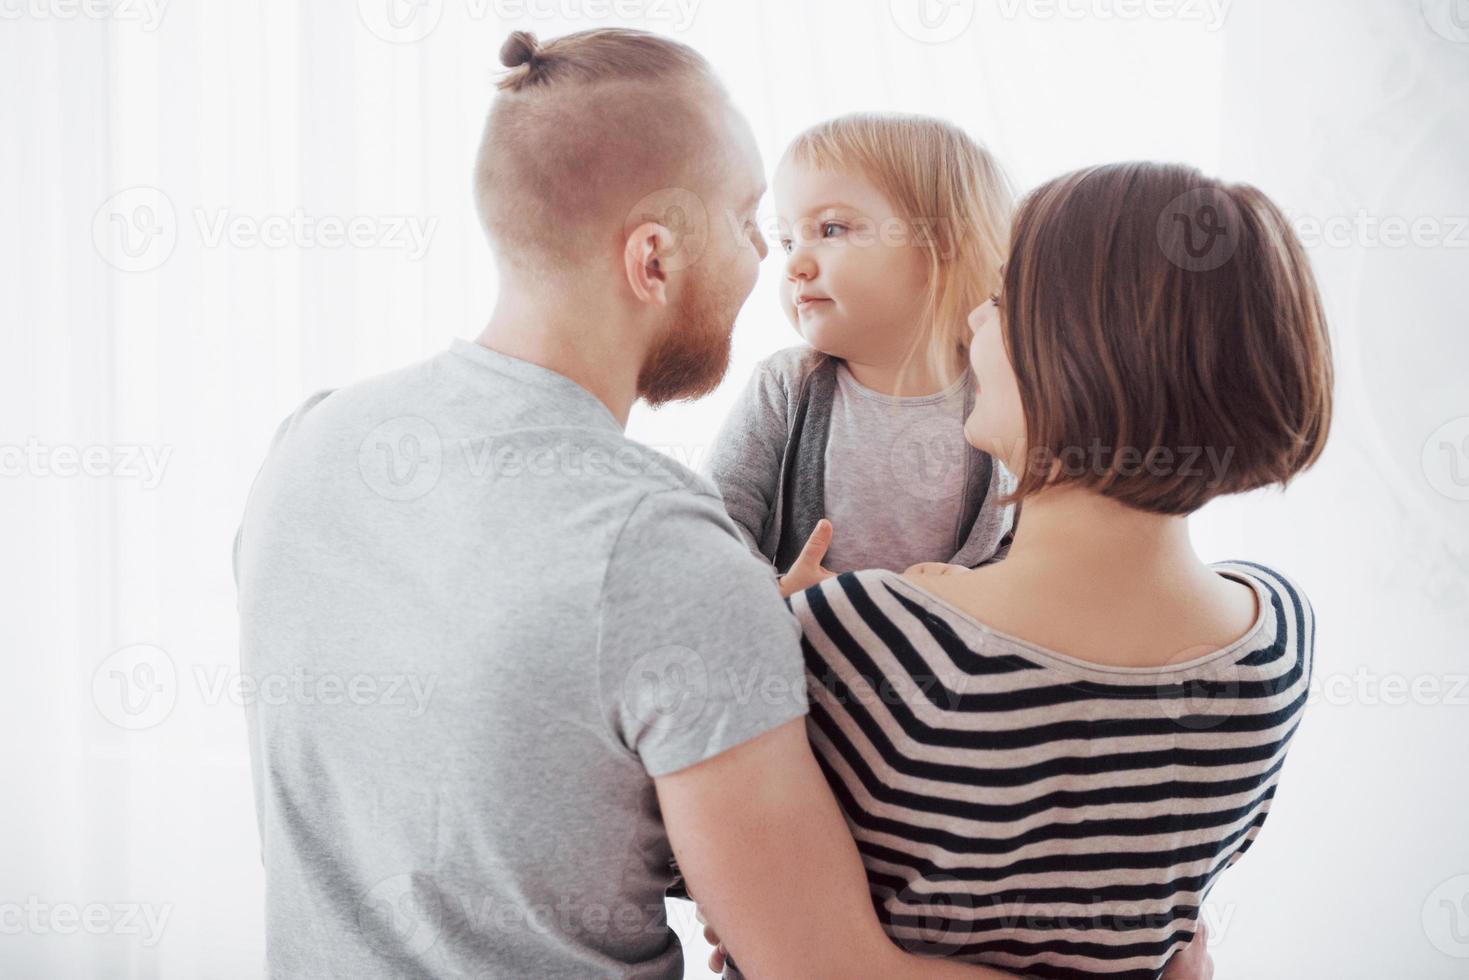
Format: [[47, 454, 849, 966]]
[[782, 112, 1014, 396]]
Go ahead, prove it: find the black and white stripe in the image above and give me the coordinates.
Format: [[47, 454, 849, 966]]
[[787, 561, 1314, 980]]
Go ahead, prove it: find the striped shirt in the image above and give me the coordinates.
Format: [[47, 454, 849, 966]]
[[787, 561, 1313, 980]]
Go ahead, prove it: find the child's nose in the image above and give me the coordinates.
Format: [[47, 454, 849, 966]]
[[784, 248, 816, 282]]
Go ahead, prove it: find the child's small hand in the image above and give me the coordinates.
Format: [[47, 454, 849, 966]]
[[777, 519, 836, 598], [694, 904, 730, 973], [904, 561, 969, 577]]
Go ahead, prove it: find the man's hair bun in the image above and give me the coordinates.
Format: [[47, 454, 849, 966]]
[[499, 31, 540, 69]]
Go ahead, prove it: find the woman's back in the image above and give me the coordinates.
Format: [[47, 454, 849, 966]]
[[787, 561, 1314, 980]]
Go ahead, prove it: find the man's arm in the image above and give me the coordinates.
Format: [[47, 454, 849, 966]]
[[655, 718, 1015, 980]]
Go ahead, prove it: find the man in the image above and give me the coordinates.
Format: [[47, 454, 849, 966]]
[[235, 27, 1209, 980]]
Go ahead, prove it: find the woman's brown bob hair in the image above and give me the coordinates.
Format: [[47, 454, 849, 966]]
[[997, 161, 1334, 516]]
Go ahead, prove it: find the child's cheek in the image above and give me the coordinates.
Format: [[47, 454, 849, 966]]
[[778, 282, 799, 327]]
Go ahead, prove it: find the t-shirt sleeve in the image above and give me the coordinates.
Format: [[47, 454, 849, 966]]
[[596, 487, 809, 778], [233, 389, 336, 589], [699, 358, 790, 564]]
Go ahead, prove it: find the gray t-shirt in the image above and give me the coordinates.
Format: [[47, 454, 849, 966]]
[[822, 360, 972, 573], [233, 338, 807, 979]]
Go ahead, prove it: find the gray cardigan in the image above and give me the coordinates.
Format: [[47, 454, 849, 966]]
[[703, 346, 1017, 575]]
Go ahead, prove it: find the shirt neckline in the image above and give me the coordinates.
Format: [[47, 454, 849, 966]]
[[870, 563, 1274, 677], [447, 337, 622, 433], [835, 359, 971, 406]]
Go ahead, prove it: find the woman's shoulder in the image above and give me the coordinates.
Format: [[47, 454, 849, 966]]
[[784, 568, 924, 640], [1210, 559, 1316, 629]]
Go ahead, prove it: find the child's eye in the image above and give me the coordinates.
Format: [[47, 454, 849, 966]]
[[779, 238, 794, 255], [821, 221, 846, 239]]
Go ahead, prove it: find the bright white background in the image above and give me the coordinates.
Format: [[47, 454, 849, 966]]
[[3, 0, 1466, 976]]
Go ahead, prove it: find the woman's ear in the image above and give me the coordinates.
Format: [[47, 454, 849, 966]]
[[622, 221, 673, 307]]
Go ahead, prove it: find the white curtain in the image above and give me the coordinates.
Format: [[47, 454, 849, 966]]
[[2, 0, 1463, 976]]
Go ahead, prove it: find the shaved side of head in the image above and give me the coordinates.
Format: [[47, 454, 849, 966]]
[[474, 29, 733, 276]]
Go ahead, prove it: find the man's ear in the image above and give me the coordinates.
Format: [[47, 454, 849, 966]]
[[623, 221, 675, 307]]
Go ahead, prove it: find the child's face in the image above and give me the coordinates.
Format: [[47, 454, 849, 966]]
[[964, 295, 1027, 475], [772, 159, 930, 367]]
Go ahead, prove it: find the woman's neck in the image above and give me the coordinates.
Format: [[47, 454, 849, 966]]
[[1003, 485, 1203, 579]]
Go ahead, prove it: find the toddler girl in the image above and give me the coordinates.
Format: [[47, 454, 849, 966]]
[[703, 112, 1018, 594]]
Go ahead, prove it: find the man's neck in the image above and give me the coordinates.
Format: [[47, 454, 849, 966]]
[[475, 287, 640, 429]]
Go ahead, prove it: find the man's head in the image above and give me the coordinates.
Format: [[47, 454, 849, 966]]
[[474, 29, 768, 406]]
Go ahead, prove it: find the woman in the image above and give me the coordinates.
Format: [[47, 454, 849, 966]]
[[707, 160, 1331, 979]]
